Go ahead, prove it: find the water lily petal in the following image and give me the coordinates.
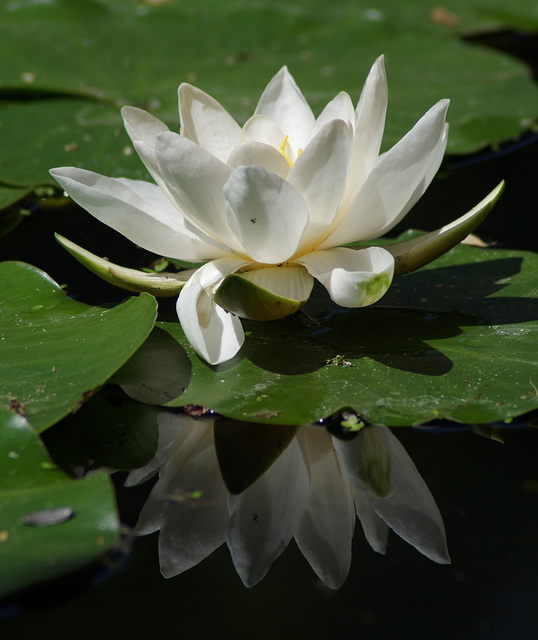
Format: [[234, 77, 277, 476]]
[[333, 426, 395, 498], [158, 420, 229, 577], [49, 167, 222, 261], [125, 412, 197, 487], [295, 428, 355, 589], [288, 119, 352, 252], [368, 427, 451, 564], [320, 99, 449, 247], [352, 487, 389, 554], [122, 106, 176, 197], [392, 122, 448, 226], [227, 141, 291, 179], [296, 246, 394, 308], [308, 91, 355, 141], [254, 66, 315, 152], [177, 259, 248, 365], [178, 83, 241, 162], [239, 114, 286, 147], [237, 264, 313, 301], [345, 55, 388, 206], [223, 165, 310, 264], [155, 131, 245, 253], [226, 437, 310, 587]]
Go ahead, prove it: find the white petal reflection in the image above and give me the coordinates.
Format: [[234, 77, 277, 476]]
[[127, 415, 449, 588]]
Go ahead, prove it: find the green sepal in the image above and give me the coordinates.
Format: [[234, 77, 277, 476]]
[[215, 273, 307, 321], [55, 233, 193, 296], [387, 181, 504, 276]]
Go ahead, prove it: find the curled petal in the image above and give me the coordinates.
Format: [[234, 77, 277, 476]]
[[215, 265, 313, 321], [296, 246, 394, 308], [177, 259, 248, 365], [223, 165, 310, 264], [254, 66, 315, 152], [178, 83, 241, 162]]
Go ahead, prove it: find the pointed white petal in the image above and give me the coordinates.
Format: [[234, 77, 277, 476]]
[[177, 259, 248, 365], [121, 106, 176, 199], [346, 55, 388, 204], [122, 105, 170, 146], [158, 422, 229, 577], [352, 487, 389, 554], [223, 165, 309, 264], [320, 99, 449, 247], [226, 437, 310, 587], [295, 428, 355, 589], [392, 123, 448, 224], [368, 427, 450, 564], [255, 66, 315, 152], [308, 91, 355, 141], [49, 167, 223, 261], [155, 131, 245, 253], [178, 83, 241, 162], [227, 141, 291, 179], [296, 246, 394, 308], [288, 119, 352, 252]]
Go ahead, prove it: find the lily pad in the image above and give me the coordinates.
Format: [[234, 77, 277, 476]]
[[0, 261, 157, 432], [0, 409, 120, 599], [0, 0, 537, 199], [164, 238, 538, 426]]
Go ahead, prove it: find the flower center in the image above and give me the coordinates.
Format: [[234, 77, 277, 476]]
[[278, 135, 302, 167]]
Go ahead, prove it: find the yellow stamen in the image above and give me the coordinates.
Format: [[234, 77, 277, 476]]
[[278, 135, 293, 167]]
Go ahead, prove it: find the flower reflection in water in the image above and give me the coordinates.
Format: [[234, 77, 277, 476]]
[[126, 413, 449, 588]]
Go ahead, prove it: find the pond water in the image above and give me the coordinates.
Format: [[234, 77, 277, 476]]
[[1, 49, 538, 640], [1, 424, 537, 639]]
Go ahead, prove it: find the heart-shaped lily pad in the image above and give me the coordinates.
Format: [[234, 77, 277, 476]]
[[0, 261, 157, 432], [164, 237, 538, 426]]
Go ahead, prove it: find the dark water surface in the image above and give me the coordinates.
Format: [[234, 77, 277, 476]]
[[2, 425, 537, 639]]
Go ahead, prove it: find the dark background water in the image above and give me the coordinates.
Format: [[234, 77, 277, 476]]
[[1, 425, 537, 639]]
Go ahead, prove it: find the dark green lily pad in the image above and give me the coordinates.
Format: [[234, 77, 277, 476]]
[[0, 409, 120, 599], [0, 0, 537, 200], [0, 261, 157, 432], [165, 238, 538, 426]]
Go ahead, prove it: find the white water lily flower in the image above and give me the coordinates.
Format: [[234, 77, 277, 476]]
[[50, 56, 454, 365], [126, 414, 449, 589]]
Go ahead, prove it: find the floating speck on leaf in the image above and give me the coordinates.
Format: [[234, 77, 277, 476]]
[[21, 506, 73, 527], [21, 72, 36, 83]]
